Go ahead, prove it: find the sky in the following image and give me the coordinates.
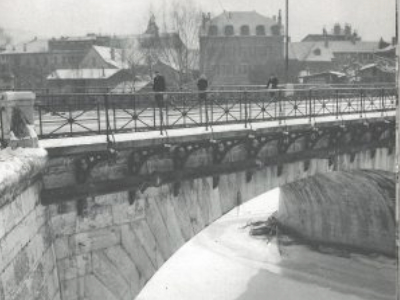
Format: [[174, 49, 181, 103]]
[[0, 0, 396, 43]]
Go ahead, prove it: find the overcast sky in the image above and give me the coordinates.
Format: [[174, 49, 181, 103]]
[[0, 0, 396, 43]]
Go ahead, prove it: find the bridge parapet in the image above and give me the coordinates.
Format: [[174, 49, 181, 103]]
[[0, 92, 38, 149]]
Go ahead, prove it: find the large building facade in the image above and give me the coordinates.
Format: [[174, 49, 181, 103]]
[[199, 11, 284, 85]]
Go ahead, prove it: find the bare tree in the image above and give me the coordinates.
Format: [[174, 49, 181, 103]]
[[150, 0, 202, 89], [0, 27, 12, 50], [117, 37, 150, 92]]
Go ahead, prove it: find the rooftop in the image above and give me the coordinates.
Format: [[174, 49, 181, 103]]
[[1, 38, 48, 54], [203, 11, 281, 36], [47, 69, 123, 80]]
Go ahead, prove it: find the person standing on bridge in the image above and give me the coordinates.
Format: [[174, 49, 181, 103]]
[[266, 74, 279, 98], [197, 74, 209, 125], [153, 71, 166, 107], [153, 71, 166, 133], [197, 74, 208, 101]]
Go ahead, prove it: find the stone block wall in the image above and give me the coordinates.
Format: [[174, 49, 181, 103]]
[[0, 148, 60, 300], [46, 144, 395, 300]]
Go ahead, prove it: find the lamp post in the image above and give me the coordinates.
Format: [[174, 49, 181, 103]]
[[285, 0, 289, 83]]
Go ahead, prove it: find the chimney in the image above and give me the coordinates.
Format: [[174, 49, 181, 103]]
[[110, 47, 115, 60], [23, 44, 27, 52], [121, 49, 126, 63], [273, 15, 277, 22], [333, 23, 341, 35], [325, 38, 329, 48], [278, 10, 282, 25], [323, 27, 329, 48]]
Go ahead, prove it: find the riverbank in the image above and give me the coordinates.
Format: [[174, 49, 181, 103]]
[[136, 190, 396, 300]]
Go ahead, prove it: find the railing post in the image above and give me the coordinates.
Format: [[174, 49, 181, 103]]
[[205, 91, 209, 131], [308, 89, 312, 123], [244, 89, 248, 128], [38, 105, 43, 137], [360, 89, 363, 118], [336, 89, 339, 119], [97, 97, 101, 134], [159, 93, 164, 135], [104, 93, 110, 139], [278, 90, 282, 125]]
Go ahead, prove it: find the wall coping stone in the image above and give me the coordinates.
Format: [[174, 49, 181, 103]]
[[0, 147, 47, 209]]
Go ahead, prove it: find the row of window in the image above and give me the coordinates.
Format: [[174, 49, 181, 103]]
[[209, 64, 251, 76], [2, 55, 80, 67], [334, 53, 375, 63], [206, 46, 270, 60], [209, 25, 267, 36]]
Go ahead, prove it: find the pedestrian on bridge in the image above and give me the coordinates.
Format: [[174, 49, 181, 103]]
[[197, 74, 208, 101], [153, 71, 166, 108], [153, 71, 166, 134], [266, 74, 279, 98]]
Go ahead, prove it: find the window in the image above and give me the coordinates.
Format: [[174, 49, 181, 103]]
[[224, 25, 234, 36], [209, 25, 218, 36], [256, 25, 266, 36], [313, 48, 321, 56], [240, 25, 250, 36]]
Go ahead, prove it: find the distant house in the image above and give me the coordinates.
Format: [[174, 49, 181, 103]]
[[46, 68, 133, 93], [289, 40, 379, 81], [0, 72, 14, 90], [288, 24, 380, 82], [80, 45, 130, 69], [357, 63, 395, 83], [299, 71, 348, 85], [199, 10, 284, 85]]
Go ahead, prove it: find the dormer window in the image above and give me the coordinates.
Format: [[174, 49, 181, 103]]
[[256, 25, 266, 36], [208, 25, 218, 35], [240, 25, 250, 36], [313, 48, 321, 56], [224, 25, 234, 36], [209, 25, 218, 36]]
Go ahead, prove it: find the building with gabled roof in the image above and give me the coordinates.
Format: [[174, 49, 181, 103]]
[[46, 68, 133, 93], [80, 46, 130, 69], [289, 39, 380, 79]]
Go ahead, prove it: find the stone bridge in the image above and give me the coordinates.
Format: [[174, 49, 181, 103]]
[[0, 91, 396, 300]]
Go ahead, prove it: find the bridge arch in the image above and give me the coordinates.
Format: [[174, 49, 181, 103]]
[[43, 122, 394, 299]]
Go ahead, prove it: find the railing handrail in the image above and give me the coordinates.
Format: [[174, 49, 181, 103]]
[[31, 86, 397, 99], [16, 86, 397, 142]]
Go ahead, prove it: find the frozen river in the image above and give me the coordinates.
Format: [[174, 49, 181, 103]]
[[136, 189, 396, 300]]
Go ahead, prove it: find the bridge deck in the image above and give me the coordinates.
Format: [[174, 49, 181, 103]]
[[40, 110, 396, 155]]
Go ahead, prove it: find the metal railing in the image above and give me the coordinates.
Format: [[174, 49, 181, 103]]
[[31, 87, 397, 139]]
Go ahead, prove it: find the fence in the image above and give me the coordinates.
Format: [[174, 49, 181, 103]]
[[25, 87, 396, 140]]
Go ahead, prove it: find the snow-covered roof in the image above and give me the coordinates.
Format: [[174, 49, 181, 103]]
[[47, 69, 122, 80], [290, 40, 380, 62], [299, 71, 347, 78], [2, 39, 48, 54]]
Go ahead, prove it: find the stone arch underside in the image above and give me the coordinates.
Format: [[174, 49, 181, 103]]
[[279, 169, 396, 256], [49, 144, 395, 300]]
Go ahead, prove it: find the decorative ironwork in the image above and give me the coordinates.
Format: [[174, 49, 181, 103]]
[[75, 151, 116, 184], [34, 87, 397, 139]]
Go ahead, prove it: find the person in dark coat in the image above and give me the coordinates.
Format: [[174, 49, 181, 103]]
[[153, 71, 166, 108], [197, 74, 208, 101], [266, 74, 279, 98]]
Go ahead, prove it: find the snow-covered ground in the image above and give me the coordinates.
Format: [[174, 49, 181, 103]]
[[137, 189, 396, 300]]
